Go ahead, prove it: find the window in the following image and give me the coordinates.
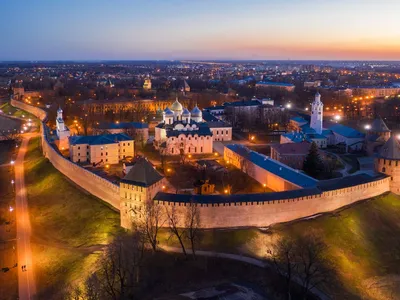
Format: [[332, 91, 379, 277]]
[[123, 143, 125, 146], [87, 152, 89, 155], [226, 130, 228, 134], [78, 146, 80, 150], [128, 143, 130, 146], [201, 147, 203, 152], [123, 149, 125, 153], [106, 152, 108, 155], [216, 130, 219, 134], [101, 153, 103, 156], [78, 153, 80, 156], [106, 159, 108, 162]]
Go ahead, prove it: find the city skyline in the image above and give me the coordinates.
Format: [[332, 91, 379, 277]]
[[1, 0, 400, 61]]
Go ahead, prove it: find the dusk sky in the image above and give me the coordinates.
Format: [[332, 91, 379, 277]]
[[1, 0, 400, 61]]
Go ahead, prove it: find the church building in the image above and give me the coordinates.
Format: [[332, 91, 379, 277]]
[[154, 98, 213, 155], [56, 107, 70, 150]]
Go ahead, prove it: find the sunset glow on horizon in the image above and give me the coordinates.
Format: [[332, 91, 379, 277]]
[[1, 0, 400, 61]]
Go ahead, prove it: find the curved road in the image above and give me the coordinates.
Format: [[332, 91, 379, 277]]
[[15, 134, 36, 299]]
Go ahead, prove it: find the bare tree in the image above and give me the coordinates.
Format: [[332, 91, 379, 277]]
[[268, 236, 297, 300], [185, 200, 201, 258], [295, 234, 329, 299], [137, 201, 164, 252], [96, 232, 144, 299], [165, 205, 187, 256]]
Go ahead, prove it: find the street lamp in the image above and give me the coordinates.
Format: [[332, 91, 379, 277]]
[[286, 103, 292, 109], [263, 183, 266, 192], [10, 160, 15, 166], [365, 124, 371, 130]]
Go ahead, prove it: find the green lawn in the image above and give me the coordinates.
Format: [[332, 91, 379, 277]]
[[0, 102, 34, 119], [160, 193, 400, 299], [24, 137, 123, 299]]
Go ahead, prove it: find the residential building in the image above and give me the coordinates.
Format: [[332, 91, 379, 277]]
[[256, 81, 295, 92], [93, 121, 149, 143], [69, 133, 134, 164]]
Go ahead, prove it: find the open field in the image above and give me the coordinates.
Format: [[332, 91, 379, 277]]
[[0, 140, 18, 300], [24, 137, 122, 299], [0, 102, 35, 119], [160, 193, 400, 299]]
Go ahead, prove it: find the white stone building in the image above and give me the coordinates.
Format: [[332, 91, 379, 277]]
[[56, 107, 70, 150], [69, 133, 134, 165], [154, 98, 213, 155], [310, 92, 323, 134]]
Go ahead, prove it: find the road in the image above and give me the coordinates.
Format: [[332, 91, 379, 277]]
[[15, 134, 36, 299]]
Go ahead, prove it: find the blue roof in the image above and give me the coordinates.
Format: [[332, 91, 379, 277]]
[[328, 124, 365, 139], [69, 133, 133, 146], [282, 132, 306, 143], [202, 111, 219, 122], [226, 144, 318, 188], [98, 121, 148, 130], [300, 125, 316, 134], [290, 116, 307, 123], [257, 81, 295, 87]]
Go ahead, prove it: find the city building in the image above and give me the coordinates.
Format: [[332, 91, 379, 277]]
[[270, 142, 311, 169], [328, 124, 365, 152], [93, 121, 149, 143], [69, 133, 134, 164], [154, 98, 213, 155], [224, 144, 318, 191], [55, 107, 70, 150], [375, 136, 400, 193]]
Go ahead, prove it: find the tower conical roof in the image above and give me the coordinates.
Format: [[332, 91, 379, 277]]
[[379, 136, 400, 160], [370, 117, 390, 133], [122, 157, 164, 187], [182, 108, 190, 116]]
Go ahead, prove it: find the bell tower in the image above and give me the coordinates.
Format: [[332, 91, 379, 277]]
[[310, 92, 323, 134]]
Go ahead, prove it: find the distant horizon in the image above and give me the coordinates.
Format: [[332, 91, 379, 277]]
[[2, 59, 400, 63], [2, 0, 400, 61]]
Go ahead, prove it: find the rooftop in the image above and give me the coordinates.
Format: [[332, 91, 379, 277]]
[[97, 121, 148, 130], [226, 144, 318, 188], [121, 157, 164, 187], [370, 117, 390, 133], [328, 124, 365, 139], [271, 142, 311, 155], [378, 136, 400, 160], [69, 133, 133, 146]]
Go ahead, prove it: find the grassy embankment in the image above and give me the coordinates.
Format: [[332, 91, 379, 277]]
[[160, 193, 400, 299], [24, 137, 122, 299]]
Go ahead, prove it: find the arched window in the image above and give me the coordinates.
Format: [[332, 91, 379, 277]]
[[382, 167, 386, 172]]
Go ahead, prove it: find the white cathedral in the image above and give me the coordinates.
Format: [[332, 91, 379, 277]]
[[154, 98, 213, 155], [56, 107, 70, 150]]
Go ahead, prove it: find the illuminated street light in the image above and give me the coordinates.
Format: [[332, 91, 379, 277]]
[[334, 115, 341, 121], [10, 160, 15, 165], [365, 125, 371, 130], [286, 103, 292, 109], [9, 206, 13, 212]]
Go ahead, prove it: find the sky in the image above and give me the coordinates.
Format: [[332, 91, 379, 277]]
[[1, 0, 400, 61]]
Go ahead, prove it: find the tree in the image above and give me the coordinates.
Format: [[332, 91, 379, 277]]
[[165, 205, 187, 256], [303, 142, 324, 178], [295, 234, 330, 299], [137, 201, 164, 252], [268, 236, 297, 300], [185, 200, 201, 258]]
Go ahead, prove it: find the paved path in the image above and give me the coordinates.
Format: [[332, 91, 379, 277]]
[[15, 134, 36, 300], [159, 245, 330, 300]]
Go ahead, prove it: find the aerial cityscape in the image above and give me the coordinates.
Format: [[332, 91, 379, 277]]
[[2, 1, 400, 300]]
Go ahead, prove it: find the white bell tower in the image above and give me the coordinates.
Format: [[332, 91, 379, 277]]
[[56, 106, 70, 150], [310, 92, 323, 134]]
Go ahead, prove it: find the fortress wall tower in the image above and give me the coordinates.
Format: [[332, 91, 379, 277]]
[[375, 136, 400, 194]]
